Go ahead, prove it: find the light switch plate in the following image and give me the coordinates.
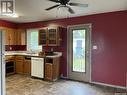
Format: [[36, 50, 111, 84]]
[[93, 45, 97, 50]]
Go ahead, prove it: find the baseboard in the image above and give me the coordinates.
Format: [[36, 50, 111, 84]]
[[60, 75, 127, 90], [60, 76, 126, 89], [91, 81, 126, 89]]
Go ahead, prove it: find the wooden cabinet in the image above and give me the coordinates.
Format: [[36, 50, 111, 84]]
[[5, 28, 26, 45], [15, 56, 31, 75], [5, 28, 16, 45], [48, 28, 59, 46], [15, 56, 24, 74], [39, 29, 47, 45], [45, 57, 60, 81], [24, 57, 31, 75], [45, 63, 53, 80], [15, 29, 26, 45], [39, 27, 62, 46]]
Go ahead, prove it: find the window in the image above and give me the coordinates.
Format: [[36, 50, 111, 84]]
[[27, 29, 42, 51]]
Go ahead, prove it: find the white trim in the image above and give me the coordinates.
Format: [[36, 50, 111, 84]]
[[67, 24, 92, 29], [89, 24, 92, 83], [0, 30, 5, 95], [60, 75, 68, 79], [67, 27, 69, 78], [91, 81, 126, 89], [2, 31, 5, 95], [0, 31, 2, 95]]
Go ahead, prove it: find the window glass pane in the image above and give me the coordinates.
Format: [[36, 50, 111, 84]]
[[27, 29, 42, 51], [73, 29, 86, 72]]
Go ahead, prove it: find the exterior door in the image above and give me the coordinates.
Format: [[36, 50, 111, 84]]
[[68, 24, 91, 82]]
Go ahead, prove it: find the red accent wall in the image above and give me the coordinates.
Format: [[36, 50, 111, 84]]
[[5, 45, 26, 51], [0, 19, 17, 28], [7, 10, 127, 87]]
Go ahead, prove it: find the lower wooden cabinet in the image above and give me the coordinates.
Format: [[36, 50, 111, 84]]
[[15, 56, 31, 75], [24, 57, 31, 75], [15, 56, 24, 74], [45, 63, 53, 80], [15, 60, 24, 74], [45, 57, 60, 81]]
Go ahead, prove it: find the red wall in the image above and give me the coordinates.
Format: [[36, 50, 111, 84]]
[[0, 19, 17, 28], [5, 45, 26, 51], [4, 10, 127, 87]]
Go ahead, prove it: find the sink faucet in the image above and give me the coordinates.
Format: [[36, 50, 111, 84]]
[[29, 49, 35, 54]]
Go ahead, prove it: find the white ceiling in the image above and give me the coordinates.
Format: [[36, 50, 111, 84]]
[[0, 0, 127, 23]]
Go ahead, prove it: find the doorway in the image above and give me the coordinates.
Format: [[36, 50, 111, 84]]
[[68, 24, 91, 82]]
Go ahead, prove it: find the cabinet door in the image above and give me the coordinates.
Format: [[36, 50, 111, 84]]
[[39, 29, 47, 45], [5, 28, 15, 45], [24, 60, 31, 75], [53, 58, 60, 80], [38, 27, 62, 46], [48, 28, 57, 46], [45, 63, 53, 80], [15, 61, 24, 74], [15, 29, 26, 45]]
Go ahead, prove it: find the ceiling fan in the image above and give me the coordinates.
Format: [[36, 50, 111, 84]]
[[45, 0, 88, 14]]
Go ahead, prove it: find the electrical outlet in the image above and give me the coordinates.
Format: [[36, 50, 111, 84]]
[[9, 47, 12, 50]]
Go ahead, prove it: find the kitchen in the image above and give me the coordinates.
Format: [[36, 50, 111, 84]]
[[0, 0, 126, 95], [4, 26, 63, 95]]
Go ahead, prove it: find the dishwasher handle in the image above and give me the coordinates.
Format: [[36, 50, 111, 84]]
[[24, 56, 31, 60]]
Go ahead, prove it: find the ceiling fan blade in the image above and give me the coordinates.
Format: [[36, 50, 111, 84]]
[[66, 6, 75, 14], [48, 0, 60, 3], [69, 2, 88, 7], [45, 5, 59, 10]]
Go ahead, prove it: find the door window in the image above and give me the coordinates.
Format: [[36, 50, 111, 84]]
[[73, 29, 86, 72]]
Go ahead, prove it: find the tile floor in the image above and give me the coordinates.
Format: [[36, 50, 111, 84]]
[[6, 74, 116, 95]]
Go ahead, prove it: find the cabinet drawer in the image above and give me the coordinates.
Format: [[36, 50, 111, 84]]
[[15, 56, 24, 60], [6, 56, 15, 61]]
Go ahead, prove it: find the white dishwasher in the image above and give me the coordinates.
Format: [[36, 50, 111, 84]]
[[31, 57, 44, 78]]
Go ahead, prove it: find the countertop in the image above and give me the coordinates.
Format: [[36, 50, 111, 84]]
[[5, 51, 62, 58]]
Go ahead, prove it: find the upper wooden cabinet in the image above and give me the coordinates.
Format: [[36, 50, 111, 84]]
[[39, 27, 62, 46], [5, 28, 15, 45], [39, 29, 47, 45], [5, 28, 26, 45], [15, 29, 26, 45]]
